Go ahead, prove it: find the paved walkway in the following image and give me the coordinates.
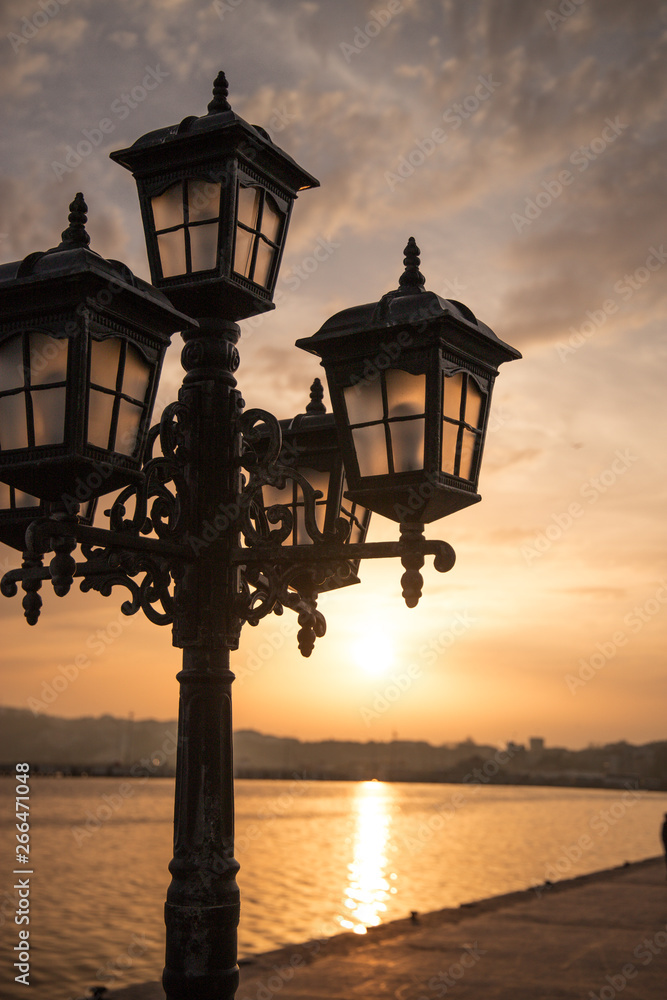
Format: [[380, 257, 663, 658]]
[[111, 857, 667, 999]]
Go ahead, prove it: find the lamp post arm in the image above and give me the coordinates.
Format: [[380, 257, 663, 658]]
[[231, 525, 456, 614], [24, 515, 193, 563], [231, 536, 456, 567]]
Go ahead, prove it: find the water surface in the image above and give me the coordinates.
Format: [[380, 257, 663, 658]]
[[0, 776, 664, 999]]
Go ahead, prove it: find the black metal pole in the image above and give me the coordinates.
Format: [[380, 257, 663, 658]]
[[163, 318, 244, 1000]]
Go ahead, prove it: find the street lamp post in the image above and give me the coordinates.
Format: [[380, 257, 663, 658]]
[[0, 73, 520, 1000]]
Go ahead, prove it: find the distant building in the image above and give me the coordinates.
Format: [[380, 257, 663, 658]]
[[529, 737, 545, 754]]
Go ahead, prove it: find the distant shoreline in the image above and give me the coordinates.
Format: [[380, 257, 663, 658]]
[[0, 767, 662, 792]]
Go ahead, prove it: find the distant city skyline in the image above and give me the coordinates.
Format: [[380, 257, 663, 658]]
[[0, 1, 665, 748]]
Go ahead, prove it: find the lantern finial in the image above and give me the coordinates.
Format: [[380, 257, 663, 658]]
[[397, 237, 426, 294], [207, 71, 231, 114], [305, 378, 326, 414], [57, 193, 91, 250]]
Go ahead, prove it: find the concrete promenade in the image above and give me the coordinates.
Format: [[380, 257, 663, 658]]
[[111, 857, 667, 1000]]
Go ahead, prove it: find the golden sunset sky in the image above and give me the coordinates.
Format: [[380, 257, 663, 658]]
[[0, 0, 665, 749]]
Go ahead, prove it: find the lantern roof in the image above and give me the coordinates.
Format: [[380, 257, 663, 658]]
[[297, 238, 521, 370], [110, 71, 320, 196], [0, 193, 194, 333]]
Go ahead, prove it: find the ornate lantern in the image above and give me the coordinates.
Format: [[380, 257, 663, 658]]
[[296, 238, 521, 523], [0, 194, 191, 503], [258, 379, 371, 591], [110, 71, 319, 322]]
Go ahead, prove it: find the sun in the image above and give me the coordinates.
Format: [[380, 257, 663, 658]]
[[352, 630, 396, 677]]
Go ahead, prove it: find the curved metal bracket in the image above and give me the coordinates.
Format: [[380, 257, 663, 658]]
[[0, 402, 191, 627]]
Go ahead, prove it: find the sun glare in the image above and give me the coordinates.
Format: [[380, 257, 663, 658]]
[[352, 630, 396, 677]]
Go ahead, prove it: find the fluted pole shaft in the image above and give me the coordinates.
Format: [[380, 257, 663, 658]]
[[163, 318, 244, 1000]]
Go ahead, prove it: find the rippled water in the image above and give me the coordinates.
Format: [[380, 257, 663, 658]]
[[0, 777, 665, 999]]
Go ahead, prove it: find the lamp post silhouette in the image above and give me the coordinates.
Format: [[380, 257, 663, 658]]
[[0, 72, 520, 1000]]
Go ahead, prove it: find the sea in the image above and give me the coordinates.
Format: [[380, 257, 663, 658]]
[[0, 776, 665, 999]]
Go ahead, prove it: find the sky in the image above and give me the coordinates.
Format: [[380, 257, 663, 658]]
[[0, 0, 665, 750]]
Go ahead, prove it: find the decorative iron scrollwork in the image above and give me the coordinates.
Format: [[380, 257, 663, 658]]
[[0, 393, 458, 654], [0, 401, 191, 627], [231, 407, 352, 654]]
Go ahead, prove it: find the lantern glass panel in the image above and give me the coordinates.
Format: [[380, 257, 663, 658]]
[[386, 369, 424, 418], [344, 381, 383, 425], [152, 179, 221, 278], [352, 423, 389, 477], [30, 332, 68, 386], [345, 369, 425, 476], [237, 185, 260, 228], [116, 399, 144, 456], [443, 372, 463, 420], [253, 241, 275, 287], [233, 228, 254, 278], [465, 380, 483, 428], [386, 369, 425, 473], [0, 335, 24, 391], [0, 394, 28, 450], [233, 184, 286, 290], [152, 183, 184, 231], [122, 344, 151, 402], [33, 386, 67, 446], [459, 428, 477, 480], [262, 195, 282, 243], [190, 223, 219, 272], [90, 338, 120, 389], [88, 390, 115, 449], [187, 180, 220, 223], [391, 417, 425, 473], [87, 339, 151, 457], [158, 230, 187, 278], [441, 372, 486, 482], [0, 332, 69, 451], [441, 419, 459, 476]]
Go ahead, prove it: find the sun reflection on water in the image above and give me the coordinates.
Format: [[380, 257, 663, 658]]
[[337, 780, 397, 935]]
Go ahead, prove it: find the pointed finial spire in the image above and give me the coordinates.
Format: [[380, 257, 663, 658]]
[[207, 71, 231, 114], [57, 193, 91, 250], [305, 377, 326, 414], [397, 237, 425, 293]]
